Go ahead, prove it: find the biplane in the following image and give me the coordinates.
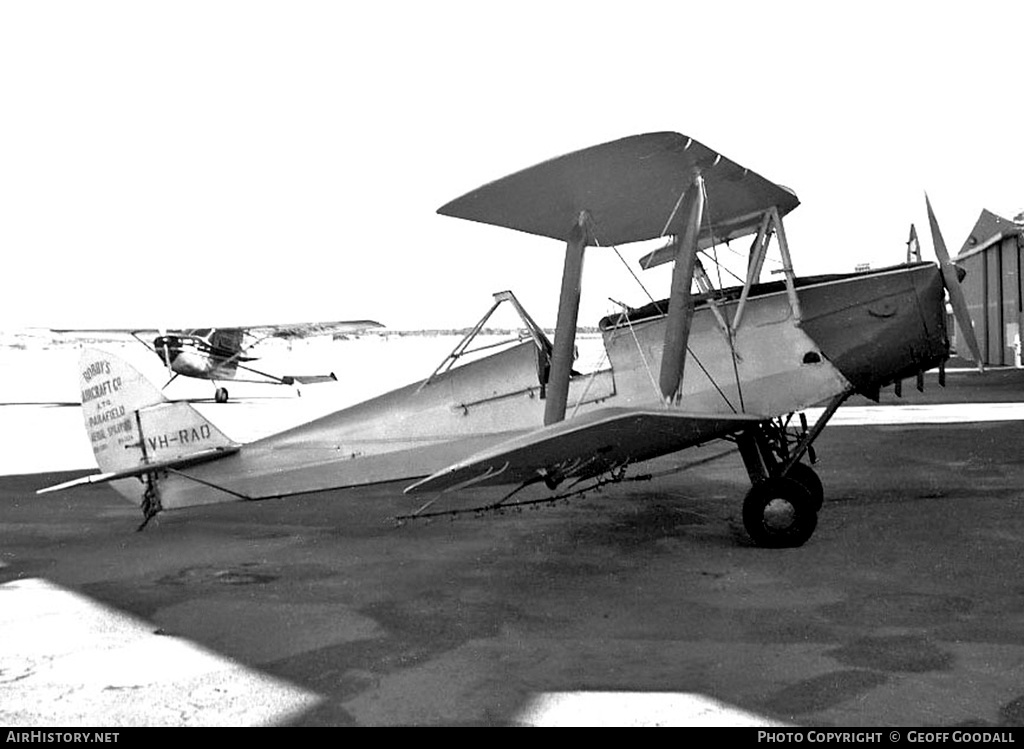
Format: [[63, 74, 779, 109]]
[[39, 132, 982, 547], [48, 320, 384, 402]]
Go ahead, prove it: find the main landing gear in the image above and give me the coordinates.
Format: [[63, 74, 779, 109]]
[[736, 396, 845, 547], [741, 471, 819, 548], [214, 387, 229, 403]]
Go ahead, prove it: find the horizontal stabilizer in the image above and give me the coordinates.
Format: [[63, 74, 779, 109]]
[[405, 407, 761, 495], [288, 373, 338, 385], [36, 446, 241, 494], [438, 132, 799, 247]]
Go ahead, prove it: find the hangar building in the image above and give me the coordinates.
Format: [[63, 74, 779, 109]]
[[953, 209, 1024, 367]]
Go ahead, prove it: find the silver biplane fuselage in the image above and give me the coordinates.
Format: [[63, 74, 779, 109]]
[[151, 261, 947, 501]]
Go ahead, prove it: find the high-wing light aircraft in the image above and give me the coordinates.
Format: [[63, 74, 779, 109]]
[[48, 320, 384, 402], [39, 132, 981, 546]]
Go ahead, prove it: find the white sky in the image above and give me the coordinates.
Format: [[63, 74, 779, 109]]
[[2, 1, 1022, 331]]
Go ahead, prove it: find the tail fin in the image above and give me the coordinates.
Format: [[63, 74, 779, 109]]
[[79, 348, 235, 474]]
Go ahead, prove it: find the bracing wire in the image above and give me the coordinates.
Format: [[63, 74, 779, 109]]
[[698, 178, 726, 293], [596, 185, 742, 412], [698, 249, 745, 286], [698, 174, 746, 413], [618, 302, 662, 400], [611, 242, 659, 307], [582, 229, 662, 405]]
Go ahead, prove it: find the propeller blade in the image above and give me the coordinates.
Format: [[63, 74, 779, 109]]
[[926, 194, 984, 372]]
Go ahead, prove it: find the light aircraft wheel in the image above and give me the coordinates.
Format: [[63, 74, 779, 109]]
[[742, 476, 818, 548], [215, 387, 229, 403], [783, 462, 824, 511]]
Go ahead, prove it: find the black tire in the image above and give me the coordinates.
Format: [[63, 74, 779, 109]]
[[784, 462, 824, 511], [215, 387, 229, 403], [742, 476, 819, 548]]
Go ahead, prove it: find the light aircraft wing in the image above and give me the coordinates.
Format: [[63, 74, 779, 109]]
[[437, 132, 799, 251], [46, 327, 139, 338], [405, 407, 761, 495], [241, 320, 384, 339], [49, 320, 383, 338]]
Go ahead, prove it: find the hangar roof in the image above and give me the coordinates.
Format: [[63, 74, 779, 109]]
[[957, 209, 1024, 260]]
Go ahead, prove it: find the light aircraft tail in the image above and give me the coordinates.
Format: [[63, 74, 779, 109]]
[[79, 347, 235, 473], [39, 348, 239, 499]]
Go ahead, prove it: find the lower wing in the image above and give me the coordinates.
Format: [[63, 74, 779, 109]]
[[405, 407, 762, 495]]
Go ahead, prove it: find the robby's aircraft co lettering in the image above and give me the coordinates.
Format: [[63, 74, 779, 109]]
[[81, 360, 111, 383], [90, 417, 134, 445], [86, 405, 126, 429], [146, 424, 212, 453], [81, 376, 122, 404]]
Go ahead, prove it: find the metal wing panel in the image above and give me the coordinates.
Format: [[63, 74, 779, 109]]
[[245, 320, 384, 339], [50, 321, 383, 339], [437, 132, 799, 247], [404, 407, 760, 495]]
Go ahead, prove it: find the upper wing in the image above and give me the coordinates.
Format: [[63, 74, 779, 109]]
[[47, 327, 142, 336], [242, 320, 384, 340], [405, 407, 761, 495], [48, 320, 384, 339], [437, 132, 799, 249]]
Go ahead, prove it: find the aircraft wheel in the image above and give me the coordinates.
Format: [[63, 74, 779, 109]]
[[784, 462, 824, 511], [215, 387, 229, 403], [742, 476, 818, 548]]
